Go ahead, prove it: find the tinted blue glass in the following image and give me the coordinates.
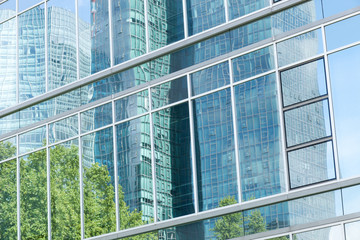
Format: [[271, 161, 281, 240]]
[[326, 15, 360, 51], [81, 102, 112, 134], [293, 225, 342, 240], [78, 0, 91, 79], [288, 141, 335, 189], [49, 115, 78, 144], [116, 115, 154, 227], [191, 61, 230, 96], [153, 103, 194, 220], [19, 126, 46, 155], [235, 74, 284, 201], [112, 0, 146, 65], [193, 88, 238, 211], [0, 112, 19, 137], [328, 45, 360, 179], [232, 46, 274, 82], [0, 18, 16, 110], [0, 0, 16, 21], [285, 100, 331, 147], [115, 90, 149, 122], [19, 0, 42, 12], [148, 0, 184, 51], [19, 5, 46, 102], [281, 59, 327, 107], [228, 0, 269, 20], [186, 0, 225, 36], [152, 76, 188, 109], [322, 0, 360, 18]]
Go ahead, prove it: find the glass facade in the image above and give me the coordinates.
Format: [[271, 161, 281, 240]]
[[0, 0, 360, 240]]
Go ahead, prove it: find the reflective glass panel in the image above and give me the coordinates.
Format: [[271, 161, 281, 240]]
[[19, 0, 42, 12], [49, 115, 78, 144], [19, 5, 46, 102], [20, 101, 52, 128], [186, 0, 225, 36], [232, 46, 274, 82], [152, 76, 187, 109], [322, 0, 360, 18], [235, 74, 285, 201], [47, 0, 77, 90], [81, 102, 112, 134], [115, 90, 149, 122], [153, 103, 194, 220], [78, 0, 91, 79], [193, 89, 238, 211], [19, 126, 46, 155], [228, 0, 269, 20], [116, 115, 154, 228], [82, 127, 116, 238], [20, 149, 48, 239], [328, 45, 360, 179], [284, 100, 331, 147], [0, 18, 16, 110], [293, 225, 342, 240], [148, 0, 184, 51], [0, 136, 16, 161], [50, 139, 80, 239], [112, 0, 146, 65], [0, 159, 17, 239], [342, 185, 360, 215], [345, 220, 360, 240], [191, 61, 229, 96], [288, 141, 335, 189], [281, 59, 327, 107], [0, 112, 19, 136], [0, 0, 16, 21], [277, 29, 323, 67]]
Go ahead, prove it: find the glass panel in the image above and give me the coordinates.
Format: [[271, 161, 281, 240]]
[[115, 90, 149, 122], [153, 103, 194, 221], [235, 74, 285, 201], [232, 46, 274, 82], [152, 76, 187, 109], [293, 225, 342, 240], [148, 0, 184, 51], [284, 100, 331, 147], [328, 45, 360, 179], [0, 112, 19, 136], [0, 0, 16, 21], [326, 15, 360, 51], [20, 101, 52, 128], [0, 136, 16, 161], [19, 126, 46, 155], [49, 115, 78, 144], [19, 5, 46, 102], [186, 0, 225, 36], [277, 29, 323, 67], [342, 185, 360, 215], [0, 18, 16, 110], [281, 59, 327, 107], [190, 61, 229, 96], [0, 159, 17, 240], [50, 139, 80, 239], [20, 149, 48, 239], [288, 141, 335, 189], [81, 102, 112, 134], [48, 88, 81, 116], [47, 0, 77, 90], [345, 220, 360, 240], [228, 0, 269, 20], [112, 0, 146, 65], [193, 89, 238, 211], [322, 0, 360, 18], [78, 0, 91, 79], [82, 127, 116, 238], [19, 0, 42, 12], [116, 115, 154, 228]]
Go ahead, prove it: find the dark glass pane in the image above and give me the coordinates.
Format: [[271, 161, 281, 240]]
[[152, 76, 187, 109], [284, 100, 331, 147], [228, 0, 269, 20], [293, 225, 342, 240], [81, 102, 112, 134], [288, 141, 335, 188], [235, 74, 285, 201], [148, 0, 184, 51], [153, 103, 194, 220], [232, 46, 274, 82], [82, 127, 116, 238], [0, 159, 17, 240], [19, 126, 46, 155], [191, 61, 229, 96], [116, 115, 154, 228], [0, 137, 16, 161], [115, 90, 149, 122], [49, 115, 78, 144], [50, 139, 81, 239], [193, 89, 238, 211], [20, 149, 48, 239], [186, 0, 225, 36], [281, 59, 327, 107]]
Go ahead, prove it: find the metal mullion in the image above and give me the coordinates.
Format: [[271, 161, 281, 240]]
[[182, 0, 188, 38], [46, 124, 51, 240], [286, 136, 333, 153], [17, 145, 47, 159], [189, 83, 232, 100], [76, 0, 80, 81], [274, 25, 323, 44], [114, 112, 149, 126], [341, 221, 346, 240], [224, 0, 229, 22], [112, 100, 120, 231], [322, 10, 360, 28], [229, 42, 274, 62], [45, 0, 48, 93], [187, 73, 199, 213], [79, 124, 113, 138], [150, 98, 188, 115], [47, 135, 79, 148], [277, 54, 325, 72], [229, 58, 242, 203], [17, 1, 44, 15], [232, 70, 276, 87], [326, 40, 360, 56], [16, 0, 19, 105], [78, 112, 85, 239], [144, 0, 150, 53], [0, 157, 17, 165], [282, 94, 328, 112], [108, 0, 114, 66], [16, 134, 20, 240]]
